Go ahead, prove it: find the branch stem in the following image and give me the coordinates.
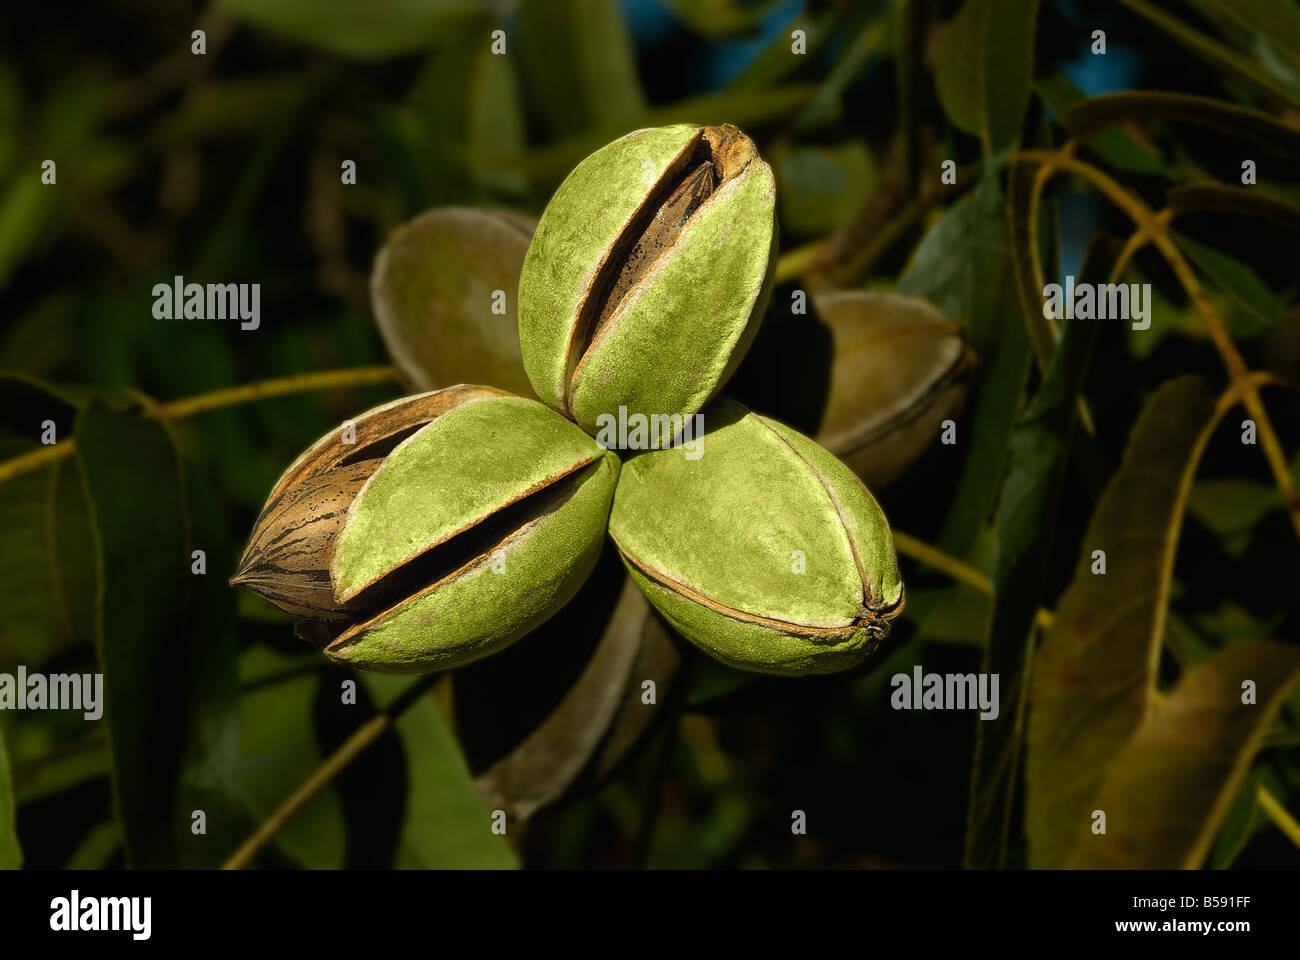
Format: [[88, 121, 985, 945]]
[[0, 366, 401, 486], [1257, 783, 1300, 850], [221, 674, 438, 870], [1013, 150, 1300, 540], [892, 530, 1054, 630]]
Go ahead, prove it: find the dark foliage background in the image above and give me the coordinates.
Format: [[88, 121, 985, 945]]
[[1, 0, 1299, 870]]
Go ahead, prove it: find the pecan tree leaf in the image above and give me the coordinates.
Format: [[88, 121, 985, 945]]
[[77, 401, 242, 868], [362, 675, 518, 869], [235, 648, 345, 869], [516, 0, 645, 138], [935, 0, 1040, 152], [1167, 183, 1300, 234], [76, 401, 190, 868], [900, 165, 1033, 560], [1026, 376, 1219, 868], [1062, 90, 1300, 156], [0, 728, 18, 868], [965, 304, 1098, 869], [218, 0, 478, 60], [1119, 0, 1300, 111], [0, 374, 99, 664], [1069, 640, 1300, 869]]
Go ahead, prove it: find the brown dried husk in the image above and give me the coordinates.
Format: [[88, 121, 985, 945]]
[[231, 461, 378, 620], [232, 384, 508, 620], [814, 290, 976, 488]]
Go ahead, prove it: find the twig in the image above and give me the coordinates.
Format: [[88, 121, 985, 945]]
[[771, 177, 969, 289], [1151, 687, 1300, 853], [1014, 140, 1097, 435], [105, 5, 236, 119], [1109, 209, 1175, 282], [830, 177, 970, 287], [0, 366, 401, 486], [1257, 785, 1300, 850], [891, 530, 1054, 631], [1013, 149, 1300, 540], [221, 674, 439, 870], [773, 242, 821, 285]]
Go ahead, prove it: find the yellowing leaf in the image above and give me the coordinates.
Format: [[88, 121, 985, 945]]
[[1026, 376, 1219, 868], [935, 0, 1040, 152], [1069, 640, 1300, 869]]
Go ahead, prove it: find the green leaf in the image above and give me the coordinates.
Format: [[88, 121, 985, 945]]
[[0, 77, 124, 288], [1035, 75, 1166, 176], [659, 0, 772, 37], [771, 141, 878, 237], [363, 676, 517, 869], [686, 656, 758, 709], [935, 0, 1040, 152], [898, 163, 1001, 329], [517, 0, 646, 138], [74, 402, 243, 868], [467, 32, 527, 195], [0, 382, 96, 664], [192, 87, 311, 274], [65, 821, 120, 870], [235, 648, 345, 869], [400, 11, 527, 198], [1006, 158, 1061, 371], [76, 401, 189, 868], [1210, 771, 1260, 868], [0, 727, 19, 868], [11, 735, 108, 805], [729, 9, 842, 89], [1115, 260, 1208, 358], [965, 307, 1099, 869], [900, 165, 1033, 560], [1175, 231, 1286, 339], [1264, 308, 1300, 385], [795, 8, 886, 133], [906, 583, 992, 646], [174, 470, 244, 867], [1196, 0, 1300, 81], [151, 75, 310, 145], [897, 0, 928, 200], [1167, 182, 1300, 233], [0, 177, 59, 291], [1118, 0, 1300, 111], [217, 0, 478, 59], [1189, 479, 1285, 557], [503, 86, 816, 188], [1061, 90, 1300, 157], [1069, 641, 1300, 868], [1026, 376, 1219, 868], [0, 294, 77, 376]]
